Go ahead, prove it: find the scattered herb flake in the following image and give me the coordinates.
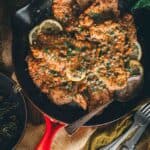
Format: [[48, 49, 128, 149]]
[[78, 26, 84, 32], [49, 70, 60, 77], [81, 46, 88, 52], [99, 51, 103, 57], [106, 61, 111, 69], [44, 48, 49, 53]]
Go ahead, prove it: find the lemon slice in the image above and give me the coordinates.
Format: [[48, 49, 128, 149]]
[[29, 19, 63, 45], [95, 74, 127, 91], [136, 42, 142, 60], [29, 26, 40, 45], [66, 69, 86, 82], [39, 19, 63, 34], [129, 60, 143, 76], [130, 42, 142, 61]]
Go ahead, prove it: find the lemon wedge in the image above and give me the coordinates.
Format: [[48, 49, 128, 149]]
[[129, 60, 143, 76], [38, 19, 63, 34], [136, 42, 142, 60], [130, 42, 142, 61], [29, 19, 63, 45], [29, 26, 40, 45]]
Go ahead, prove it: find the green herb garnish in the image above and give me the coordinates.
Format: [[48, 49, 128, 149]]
[[67, 48, 75, 56], [64, 41, 75, 49], [88, 12, 100, 18], [88, 10, 115, 23], [78, 26, 84, 32], [44, 48, 49, 53], [49, 70, 60, 77], [108, 30, 115, 35], [106, 61, 111, 69], [62, 82, 73, 91], [99, 51, 103, 57], [65, 83, 73, 91], [77, 66, 86, 72], [128, 68, 140, 76], [117, 81, 124, 86], [74, 47, 81, 51], [81, 46, 88, 52]]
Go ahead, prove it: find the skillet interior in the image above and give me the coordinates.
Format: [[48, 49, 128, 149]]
[[12, 9, 150, 125]]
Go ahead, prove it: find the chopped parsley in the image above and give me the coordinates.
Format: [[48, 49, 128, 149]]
[[62, 82, 73, 91], [64, 42, 76, 56], [44, 48, 49, 53], [80, 46, 88, 52], [74, 47, 81, 51], [67, 48, 75, 56], [99, 50, 103, 57], [108, 30, 115, 35], [128, 68, 140, 76], [64, 41, 88, 56], [88, 10, 115, 23], [77, 66, 86, 72], [99, 47, 110, 56], [64, 41, 75, 49], [88, 12, 100, 19], [78, 26, 84, 32], [49, 70, 60, 77], [106, 61, 111, 69]]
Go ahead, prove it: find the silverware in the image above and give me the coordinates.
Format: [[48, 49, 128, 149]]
[[65, 101, 113, 135], [100, 102, 150, 150], [121, 103, 150, 150]]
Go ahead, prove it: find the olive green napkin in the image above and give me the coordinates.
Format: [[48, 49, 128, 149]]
[[83, 99, 150, 150]]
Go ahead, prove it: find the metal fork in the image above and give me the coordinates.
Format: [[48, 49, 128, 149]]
[[100, 102, 150, 150]]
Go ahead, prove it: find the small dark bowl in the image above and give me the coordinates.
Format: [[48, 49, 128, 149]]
[[0, 73, 27, 150]]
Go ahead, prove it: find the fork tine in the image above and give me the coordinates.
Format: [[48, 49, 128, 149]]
[[144, 109, 150, 117], [139, 103, 149, 112], [140, 103, 150, 112], [147, 114, 150, 120], [142, 104, 150, 114]]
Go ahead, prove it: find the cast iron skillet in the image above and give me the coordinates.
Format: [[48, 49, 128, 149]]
[[11, 0, 150, 126], [0, 73, 27, 150], [12, 0, 150, 126], [11, 0, 150, 149]]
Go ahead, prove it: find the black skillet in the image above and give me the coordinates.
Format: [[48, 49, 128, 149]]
[[0, 73, 27, 150], [11, 0, 150, 149]]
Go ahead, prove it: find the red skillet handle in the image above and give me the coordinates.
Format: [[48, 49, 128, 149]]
[[35, 114, 65, 150]]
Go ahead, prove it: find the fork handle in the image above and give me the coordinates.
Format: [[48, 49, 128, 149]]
[[100, 123, 139, 150], [121, 123, 149, 150], [65, 101, 112, 135]]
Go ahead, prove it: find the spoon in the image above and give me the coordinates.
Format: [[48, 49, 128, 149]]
[[65, 74, 143, 135]]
